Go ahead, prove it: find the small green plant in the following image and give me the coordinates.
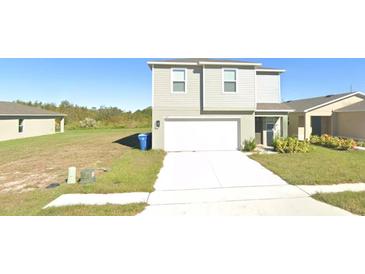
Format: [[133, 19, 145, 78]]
[[357, 141, 365, 147], [273, 137, 310, 153], [310, 135, 321, 145], [243, 138, 257, 152]]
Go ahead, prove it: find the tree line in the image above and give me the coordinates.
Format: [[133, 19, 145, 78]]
[[16, 100, 152, 129]]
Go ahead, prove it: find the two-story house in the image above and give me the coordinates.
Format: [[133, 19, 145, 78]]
[[148, 58, 293, 151]]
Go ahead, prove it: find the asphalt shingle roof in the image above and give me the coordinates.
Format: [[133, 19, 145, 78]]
[[0, 101, 65, 116], [285, 92, 358, 112], [256, 103, 294, 111]]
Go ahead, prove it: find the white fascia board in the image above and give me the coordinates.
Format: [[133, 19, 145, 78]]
[[147, 61, 198, 66], [304, 91, 365, 112], [256, 68, 286, 73], [199, 61, 262, 66]]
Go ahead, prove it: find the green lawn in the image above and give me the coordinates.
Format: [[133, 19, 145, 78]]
[[0, 128, 165, 216], [313, 191, 365, 215], [250, 145, 365, 185], [39, 203, 147, 216]]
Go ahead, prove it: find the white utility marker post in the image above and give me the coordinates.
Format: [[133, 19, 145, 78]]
[[67, 167, 77, 184]]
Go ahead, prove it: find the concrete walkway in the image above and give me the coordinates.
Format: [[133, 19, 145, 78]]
[[140, 151, 353, 216]]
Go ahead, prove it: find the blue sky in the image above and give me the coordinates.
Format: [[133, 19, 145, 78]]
[[0, 58, 364, 111]]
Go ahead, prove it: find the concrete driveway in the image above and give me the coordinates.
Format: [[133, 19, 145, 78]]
[[141, 151, 351, 216], [153, 151, 286, 190]]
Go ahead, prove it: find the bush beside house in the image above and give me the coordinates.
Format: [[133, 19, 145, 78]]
[[273, 137, 310, 153], [242, 138, 257, 152], [310, 134, 355, 151]]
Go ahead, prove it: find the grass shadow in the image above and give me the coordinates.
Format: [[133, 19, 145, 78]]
[[113, 133, 141, 149]]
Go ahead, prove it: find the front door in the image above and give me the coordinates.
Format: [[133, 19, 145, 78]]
[[266, 123, 274, 146], [311, 116, 322, 136]]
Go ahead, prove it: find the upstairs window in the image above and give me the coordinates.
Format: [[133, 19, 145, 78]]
[[172, 68, 186, 93], [223, 69, 237, 93], [18, 119, 24, 133]]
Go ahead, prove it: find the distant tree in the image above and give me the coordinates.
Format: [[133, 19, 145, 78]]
[[15, 100, 151, 129]]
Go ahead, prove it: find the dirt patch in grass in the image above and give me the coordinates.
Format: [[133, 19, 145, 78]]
[[0, 129, 146, 193], [0, 129, 165, 216]]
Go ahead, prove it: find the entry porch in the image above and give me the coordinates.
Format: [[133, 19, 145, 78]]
[[255, 115, 288, 146]]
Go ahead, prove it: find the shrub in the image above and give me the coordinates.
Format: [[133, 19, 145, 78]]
[[79, 118, 98, 128], [310, 135, 321, 145], [310, 134, 355, 151], [357, 141, 365, 147], [243, 138, 256, 152], [337, 138, 356, 150], [273, 137, 310, 153]]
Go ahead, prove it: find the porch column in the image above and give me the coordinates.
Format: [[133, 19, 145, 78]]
[[331, 112, 336, 136], [60, 117, 65, 133], [304, 113, 312, 140], [281, 116, 288, 138]]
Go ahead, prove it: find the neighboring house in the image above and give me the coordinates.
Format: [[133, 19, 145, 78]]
[[0, 101, 65, 141], [286, 91, 365, 140], [148, 58, 293, 151]]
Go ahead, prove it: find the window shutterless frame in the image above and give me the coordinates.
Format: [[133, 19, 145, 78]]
[[222, 68, 238, 93], [171, 68, 187, 94]]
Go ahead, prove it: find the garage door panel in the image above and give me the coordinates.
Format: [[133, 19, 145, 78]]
[[164, 120, 238, 151]]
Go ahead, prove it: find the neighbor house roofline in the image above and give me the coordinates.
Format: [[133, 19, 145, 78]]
[[0, 113, 66, 117], [0, 101, 66, 117], [303, 91, 365, 112]]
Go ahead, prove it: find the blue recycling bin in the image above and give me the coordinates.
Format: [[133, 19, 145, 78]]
[[138, 133, 151, 151]]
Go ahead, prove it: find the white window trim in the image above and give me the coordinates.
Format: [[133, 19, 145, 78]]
[[222, 68, 238, 93], [171, 68, 187, 94]]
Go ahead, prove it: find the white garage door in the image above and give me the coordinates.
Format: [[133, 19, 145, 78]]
[[164, 119, 239, 151]]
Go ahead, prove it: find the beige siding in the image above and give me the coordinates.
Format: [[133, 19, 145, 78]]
[[307, 95, 363, 116], [288, 112, 304, 137], [335, 112, 365, 140], [204, 66, 256, 111], [153, 65, 201, 111], [0, 117, 55, 141], [289, 95, 365, 139], [256, 73, 281, 103]]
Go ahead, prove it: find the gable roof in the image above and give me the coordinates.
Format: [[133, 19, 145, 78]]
[[335, 100, 365, 112], [285, 92, 364, 112], [147, 58, 285, 72], [0, 101, 65, 117]]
